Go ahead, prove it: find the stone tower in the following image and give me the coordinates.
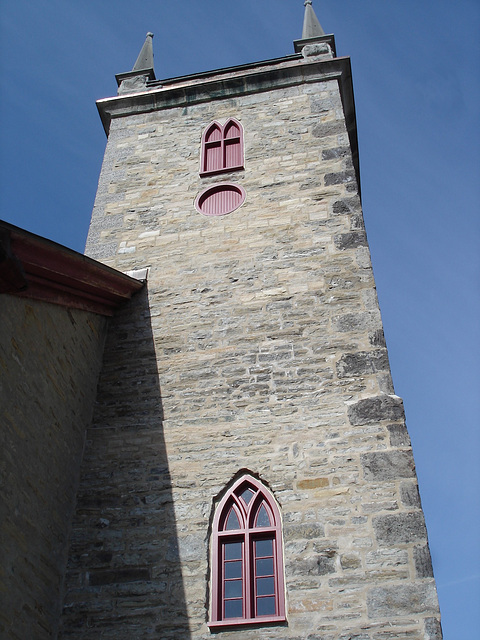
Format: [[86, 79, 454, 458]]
[[60, 4, 442, 639]]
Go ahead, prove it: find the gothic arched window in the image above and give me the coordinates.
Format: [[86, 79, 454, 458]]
[[200, 118, 244, 177], [208, 474, 286, 628]]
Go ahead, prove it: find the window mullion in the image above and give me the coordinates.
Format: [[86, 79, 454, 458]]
[[244, 529, 252, 620]]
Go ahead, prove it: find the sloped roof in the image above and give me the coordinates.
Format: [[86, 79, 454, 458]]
[[0, 220, 144, 316]]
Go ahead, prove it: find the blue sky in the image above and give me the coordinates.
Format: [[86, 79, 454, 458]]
[[1, 1, 479, 637]]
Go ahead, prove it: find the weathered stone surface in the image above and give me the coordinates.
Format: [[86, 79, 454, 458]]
[[387, 423, 411, 447], [322, 147, 349, 161], [400, 482, 421, 509], [290, 554, 336, 576], [297, 477, 329, 490], [340, 554, 361, 570], [302, 42, 332, 58], [414, 545, 434, 578], [367, 583, 438, 618], [334, 231, 367, 250], [373, 513, 427, 546], [312, 120, 346, 138], [325, 170, 356, 186], [424, 617, 443, 639], [337, 350, 389, 378], [348, 395, 405, 426], [369, 328, 386, 347], [334, 312, 381, 333], [332, 196, 361, 216], [285, 524, 326, 541], [362, 451, 415, 481]]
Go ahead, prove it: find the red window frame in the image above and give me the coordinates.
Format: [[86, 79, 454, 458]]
[[200, 118, 244, 177], [209, 474, 286, 628]]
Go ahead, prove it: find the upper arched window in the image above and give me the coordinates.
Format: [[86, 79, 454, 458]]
[[208, 474, 286, 629], [200, 118, 244, 177]]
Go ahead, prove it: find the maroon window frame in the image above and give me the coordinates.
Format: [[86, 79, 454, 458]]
[[200, 118, 244, 177], [209, 475, 286, 628]]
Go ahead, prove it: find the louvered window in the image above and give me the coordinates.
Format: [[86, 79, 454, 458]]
[[200, 118, 244, 176]]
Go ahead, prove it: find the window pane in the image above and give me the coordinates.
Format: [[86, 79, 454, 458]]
[[257, 596, 276, 616], [255, 538, 273, 557], [224, 599, 243, 619], [256, 576, 275, 596], [255, 504, 271, 528], [225, 579, 242, 598], [225, 560, 242, 579], [256, 557, 274, 576], [224, 541, 242, 560], [225, 508, 241, 530], [240, 488, 254, 504]]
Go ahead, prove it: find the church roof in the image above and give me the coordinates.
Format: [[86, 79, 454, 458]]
[[0, 221, 144, 316]]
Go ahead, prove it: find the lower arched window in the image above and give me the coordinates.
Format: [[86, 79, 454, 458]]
[[208, 474, 286, 628]]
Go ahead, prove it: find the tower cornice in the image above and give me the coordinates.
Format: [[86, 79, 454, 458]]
[[97, 53, 359, 190]]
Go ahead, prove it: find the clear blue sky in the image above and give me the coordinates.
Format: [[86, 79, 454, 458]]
[[1, 2, 479, 637]]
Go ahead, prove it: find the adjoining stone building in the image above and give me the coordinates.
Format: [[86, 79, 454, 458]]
[[1, 3, 442, 639]]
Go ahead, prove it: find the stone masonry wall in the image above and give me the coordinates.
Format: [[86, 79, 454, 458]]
[[62, 62, 442, 639], [0, 296, 107, 640]]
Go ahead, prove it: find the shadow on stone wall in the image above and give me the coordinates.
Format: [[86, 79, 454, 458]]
[[60, 287, 191, 639]]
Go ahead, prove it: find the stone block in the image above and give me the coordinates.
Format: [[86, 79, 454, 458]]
[[387, 423, 411, 447], [361, 451, 415, 481], [424, 617, 443, 640], [312, 120, 346, 138], [297, 478, 329, 490], [337, 350, 389, 378], [325, 170, 356, 186], [348, 395, 405, 426], [373, 513, 427, 546], [289, 554, 336, 576], [414, 545, 434, 578], [322, 147, 349, 161], [340, 554, 361, 570], [367, 583, 438, 618], [284, 523, 325, 541], [333, 231, 367, 250], [400, 482, 421, 509], [334, 312, 380, 333], [369, 329, 386, 347]]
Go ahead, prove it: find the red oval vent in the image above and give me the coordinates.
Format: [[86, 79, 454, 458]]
[[195, 183, 246, 217]]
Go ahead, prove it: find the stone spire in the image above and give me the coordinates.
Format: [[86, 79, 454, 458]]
[[302, 0, 325, 39], [116, 32, 156, 95], [133, 32, 155, 72]]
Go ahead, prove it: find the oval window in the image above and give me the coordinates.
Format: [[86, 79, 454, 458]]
[[195, 183, 246, 217]]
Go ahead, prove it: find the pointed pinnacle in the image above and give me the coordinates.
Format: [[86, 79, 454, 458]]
[[302, 0, 325, 39], [132, 32, 154, 72]]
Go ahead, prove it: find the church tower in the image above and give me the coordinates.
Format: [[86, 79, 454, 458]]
[[60, 4, 442, 638]]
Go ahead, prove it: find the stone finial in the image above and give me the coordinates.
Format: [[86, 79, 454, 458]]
[[132, 32, 155, 72], [302, 0, 325, 39], [116, 32, 156, 95]]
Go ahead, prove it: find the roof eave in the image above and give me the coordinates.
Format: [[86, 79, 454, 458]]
[[0, 221, 145, 316]]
